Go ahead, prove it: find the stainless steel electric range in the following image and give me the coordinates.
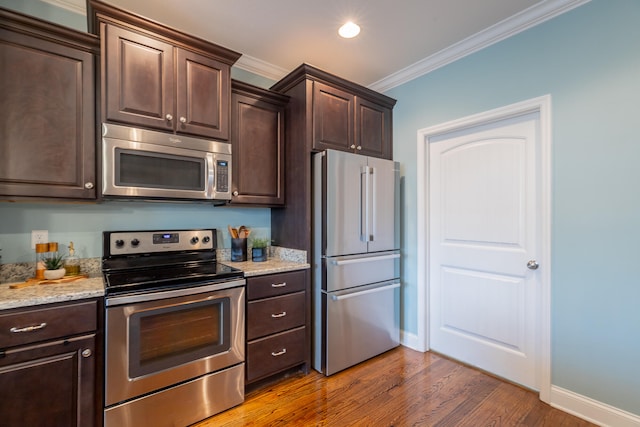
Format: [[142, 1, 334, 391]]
[[102, 229, 245, 427]]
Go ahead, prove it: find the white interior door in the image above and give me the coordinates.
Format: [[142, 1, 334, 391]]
[[429, 112, 541, 390]]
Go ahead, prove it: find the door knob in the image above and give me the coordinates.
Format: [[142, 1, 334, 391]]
[[527, 260, 539, 270]]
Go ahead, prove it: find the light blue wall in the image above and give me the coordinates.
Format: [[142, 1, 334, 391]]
[[0, 0, 86, 30], [231, 68, 276, 89], [386, 0, 640, 415], [0, 203, 270, 263]]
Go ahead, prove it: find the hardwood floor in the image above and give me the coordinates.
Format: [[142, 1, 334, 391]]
[[194, 346, 597, 426]]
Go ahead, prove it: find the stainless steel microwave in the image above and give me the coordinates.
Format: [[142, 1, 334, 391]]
[[101, 123, 232, 203]]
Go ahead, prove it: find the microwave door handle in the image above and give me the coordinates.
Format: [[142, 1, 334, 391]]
[[206, 154, 215, 199]]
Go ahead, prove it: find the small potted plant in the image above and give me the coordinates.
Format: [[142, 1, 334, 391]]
[[251, 237, 269, 262], [43, 254, 66, 280]]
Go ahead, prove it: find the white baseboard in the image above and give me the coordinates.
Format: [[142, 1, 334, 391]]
[[550, 386, 640, 427], [400, 330, 424, 352]]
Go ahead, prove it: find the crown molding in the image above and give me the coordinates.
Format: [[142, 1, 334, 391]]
[[368, 0, 592, 92], [39, 0, 591, 91], [41, 0, 86, 15], [234, 55, 290, 82]]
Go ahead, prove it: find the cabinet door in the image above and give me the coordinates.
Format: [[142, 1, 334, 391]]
[[0, 334, 96, 427], [0, 26, 96, 199], [312, 81, 354, 153], [104, 23, 174, 132], [176, 49, 230, 140], [231, 91, 285, 205], [355, 97, 393, 159]]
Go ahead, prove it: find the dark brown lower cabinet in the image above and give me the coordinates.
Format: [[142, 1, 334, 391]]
[[0, 299, 100, 427], [245, 270, 309, 384], [0, 335, 96, 427]]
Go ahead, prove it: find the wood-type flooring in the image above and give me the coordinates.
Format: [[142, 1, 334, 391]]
[[194, 346, 597, 427]]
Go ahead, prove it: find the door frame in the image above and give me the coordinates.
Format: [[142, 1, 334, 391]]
[[416, 95, 552, 402]]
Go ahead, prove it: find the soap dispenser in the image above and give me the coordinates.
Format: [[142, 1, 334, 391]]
[[64, 241, 80, 276]]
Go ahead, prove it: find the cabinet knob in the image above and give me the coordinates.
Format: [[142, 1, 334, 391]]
[[82, 349, 92, 358], [179, 116, 187, 124], [350, 144, 356, 149], [232, 191, 239, 196], [356, 146, 362, 150], [84, 182, 94, 189], [165, 114, 173, 121]]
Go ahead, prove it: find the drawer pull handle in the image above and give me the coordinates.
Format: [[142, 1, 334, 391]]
[[271, 348, 287, 357], [271, 311, 287, 318], [10, 322, 47, 333], [271, 282, 287, 288]]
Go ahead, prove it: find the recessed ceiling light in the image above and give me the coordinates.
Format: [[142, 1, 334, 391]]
[[338, 21, 360, 39]]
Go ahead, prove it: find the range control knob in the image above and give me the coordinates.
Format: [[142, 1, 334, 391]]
[[202, 236, 211, 244], [131, 238, 140, 247], [191, 236, 200, 245], [115, 239, 125, 248]]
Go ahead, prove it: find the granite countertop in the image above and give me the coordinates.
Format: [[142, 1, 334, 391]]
[[0, 277, 105, 311], [223, 258, 310, 277], [0, 248, 309, 311]]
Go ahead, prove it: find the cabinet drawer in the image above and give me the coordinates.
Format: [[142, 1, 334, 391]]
[[247, 270, 306, 300], [247, 292, 305, 340], [0, 300, 97, 348], [246, 326, 305, 382]]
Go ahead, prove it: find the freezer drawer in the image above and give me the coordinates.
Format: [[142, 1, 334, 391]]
[[323, 280, 400, 376], [324, 251, 399, 292]]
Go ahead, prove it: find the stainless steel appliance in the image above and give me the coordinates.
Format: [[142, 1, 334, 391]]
[[102, 229, 245, 427], [312, 149, 400, 376], [101, 123, 232, 202]]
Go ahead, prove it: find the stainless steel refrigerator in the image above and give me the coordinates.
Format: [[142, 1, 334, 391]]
[[312, 149, 400, 376]]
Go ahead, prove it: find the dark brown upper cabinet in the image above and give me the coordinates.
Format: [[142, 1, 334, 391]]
[[230, 81, 288, 206], [89, 0, 241, 141], [355, 96, 393, 159], [312, 82, 354, 153], [278, 64, 395, 160], [0, 8, 98, 201]]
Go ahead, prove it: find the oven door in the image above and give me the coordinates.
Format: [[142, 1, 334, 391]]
[[105, 281, 245, 406]]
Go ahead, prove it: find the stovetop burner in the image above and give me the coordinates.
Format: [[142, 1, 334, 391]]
[[102, 229, 243, 296]]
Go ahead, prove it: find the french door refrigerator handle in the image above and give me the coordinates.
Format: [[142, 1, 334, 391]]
[[330, 282, 401, 301], [360, 166, 370, 242], [330, 253, 400, 266], [369, 165, 375, 241]]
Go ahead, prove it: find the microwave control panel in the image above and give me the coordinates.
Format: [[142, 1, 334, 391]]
[[216, 160, 229, 192]]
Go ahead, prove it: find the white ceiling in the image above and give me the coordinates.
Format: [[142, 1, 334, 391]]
[[48, 0, 589, 91]]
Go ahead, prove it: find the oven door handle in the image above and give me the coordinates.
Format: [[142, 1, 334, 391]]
[[105, 278, 246, 306]]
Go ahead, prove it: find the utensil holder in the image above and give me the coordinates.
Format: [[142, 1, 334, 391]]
[[231, 238, 247, 262]]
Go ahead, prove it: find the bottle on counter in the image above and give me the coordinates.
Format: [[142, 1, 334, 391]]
[[64, 241, 80, 276], [35, 243, 49, 280]]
